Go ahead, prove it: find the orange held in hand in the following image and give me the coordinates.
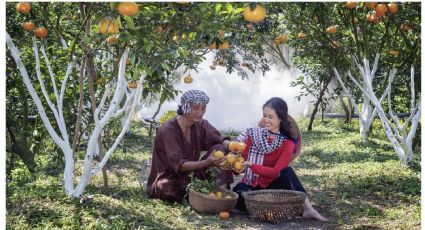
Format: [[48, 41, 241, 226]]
[[233, 161, 244, 171], [213, 151, 224, 158], [228, 141, 239, 152], [237, 142, 247, 152]]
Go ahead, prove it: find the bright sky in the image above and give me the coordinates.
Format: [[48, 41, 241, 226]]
[[138, 52, 311, 132]]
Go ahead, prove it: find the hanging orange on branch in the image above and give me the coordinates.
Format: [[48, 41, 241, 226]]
[[34, 27, 48, 38], [117, 2, 139, 16], [243, 4, 266, 23], [16, 2, 31, 14], [22, 22, 35, 31], [183, 75, 193, 84], [99, 17, 120, 35]]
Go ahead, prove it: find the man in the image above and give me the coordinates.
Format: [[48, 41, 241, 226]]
[[146, 90, 233, 202]]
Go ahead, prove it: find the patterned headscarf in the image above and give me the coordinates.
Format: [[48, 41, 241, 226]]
[[241, 127, 286, 186], [179, 90, 210, 114]]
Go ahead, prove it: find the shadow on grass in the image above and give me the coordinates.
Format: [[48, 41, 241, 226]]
[[303, 140, 399, 168]]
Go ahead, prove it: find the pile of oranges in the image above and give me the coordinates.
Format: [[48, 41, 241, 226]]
[[212, 141, 247, 172]]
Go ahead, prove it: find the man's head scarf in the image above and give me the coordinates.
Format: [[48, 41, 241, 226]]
[[179, 90, 210, 114]]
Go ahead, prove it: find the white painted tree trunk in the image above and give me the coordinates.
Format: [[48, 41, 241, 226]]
[[6, 33, 145, 197], [334, 54, 420, 166], [334, 54, 385, 140]]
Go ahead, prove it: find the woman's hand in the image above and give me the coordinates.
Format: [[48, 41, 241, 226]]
[[244, 161, 253, 167]]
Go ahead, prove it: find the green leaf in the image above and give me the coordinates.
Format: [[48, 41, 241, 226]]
[[161, 63, 171, 72], [124, 16, 135, 30], [215, 4, 221, 13], [226, 3, 233, 13]]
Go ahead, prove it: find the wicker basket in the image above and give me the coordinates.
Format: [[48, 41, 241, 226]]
[[242, 189, 306, 223], [189, 188, 238, 214]]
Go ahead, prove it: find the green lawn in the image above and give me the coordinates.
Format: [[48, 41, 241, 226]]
[[6, 118, 421, 229]]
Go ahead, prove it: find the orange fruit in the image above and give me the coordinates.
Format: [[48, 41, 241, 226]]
[[326, 25, 337, 34], [218, 41, 230, 50], [387, 3, 398, 13], [213, 151, 224, 158], [346, 2, 357, 9], [275, 34, 288, 45], [128, 82, 138, 89], [243, 4, 266, 23], [236, 156, 245, 163], [107, 36, 118, 45], [277, 33, 288, 42], [183, 75, 193, 83], [219, 211, 230, 220], [34, 27, 48, 38], [117, 2, 139, 16], [297, 32, 307, 39], [99, 17, 119, 35], [16, 2, 31, 14], [375, 4, 388, 17], [237, 142, 247, 152], [228, 141, 239, 152], [215, 191, 223, 198], [364, 2, 377, 9], [226, 154, 237, 164], [367, 13, 377, 23], [389, 50, 400, 56], [233, 162, 244, 171], [22, 22, 35, 31]]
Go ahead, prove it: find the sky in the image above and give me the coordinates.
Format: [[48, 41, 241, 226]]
[[138, 52, 311, 132]]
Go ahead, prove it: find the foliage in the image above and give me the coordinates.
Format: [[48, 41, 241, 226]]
[[269, 2, 421, 115], [187, 168, 220, 195], [158, 110, 177, 125]]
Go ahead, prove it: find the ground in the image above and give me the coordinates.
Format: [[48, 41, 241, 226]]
[[6, 118, 421, 229]]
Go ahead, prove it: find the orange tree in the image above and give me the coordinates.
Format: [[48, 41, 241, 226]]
[[6, 2, 273, 197], [266, 2, 420, 138]]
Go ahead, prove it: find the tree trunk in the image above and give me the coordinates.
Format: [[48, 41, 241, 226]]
[[6, 123, 37, 173], [83, 16, 108, 192], [308, 77, 331, 130], [339, 94, 350, 123], [71, 60, 86, 155], [148, 102, 163, 137]]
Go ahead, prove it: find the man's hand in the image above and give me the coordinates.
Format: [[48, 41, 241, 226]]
[[206, 154, 225, 167]]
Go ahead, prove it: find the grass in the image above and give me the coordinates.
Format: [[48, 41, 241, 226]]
[[6, 118, 421, 229]]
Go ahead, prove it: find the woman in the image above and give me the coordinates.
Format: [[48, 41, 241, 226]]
[[147, 89, 233, 203], [232, 97, 328, 221]]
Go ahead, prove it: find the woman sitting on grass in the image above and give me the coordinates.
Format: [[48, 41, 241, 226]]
[[232, 97, 328, 221]]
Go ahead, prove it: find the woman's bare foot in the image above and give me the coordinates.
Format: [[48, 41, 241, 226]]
[[303, 197, 329, 221]]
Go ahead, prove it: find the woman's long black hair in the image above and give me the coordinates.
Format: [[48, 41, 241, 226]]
[[263, 97, 293, 140]]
